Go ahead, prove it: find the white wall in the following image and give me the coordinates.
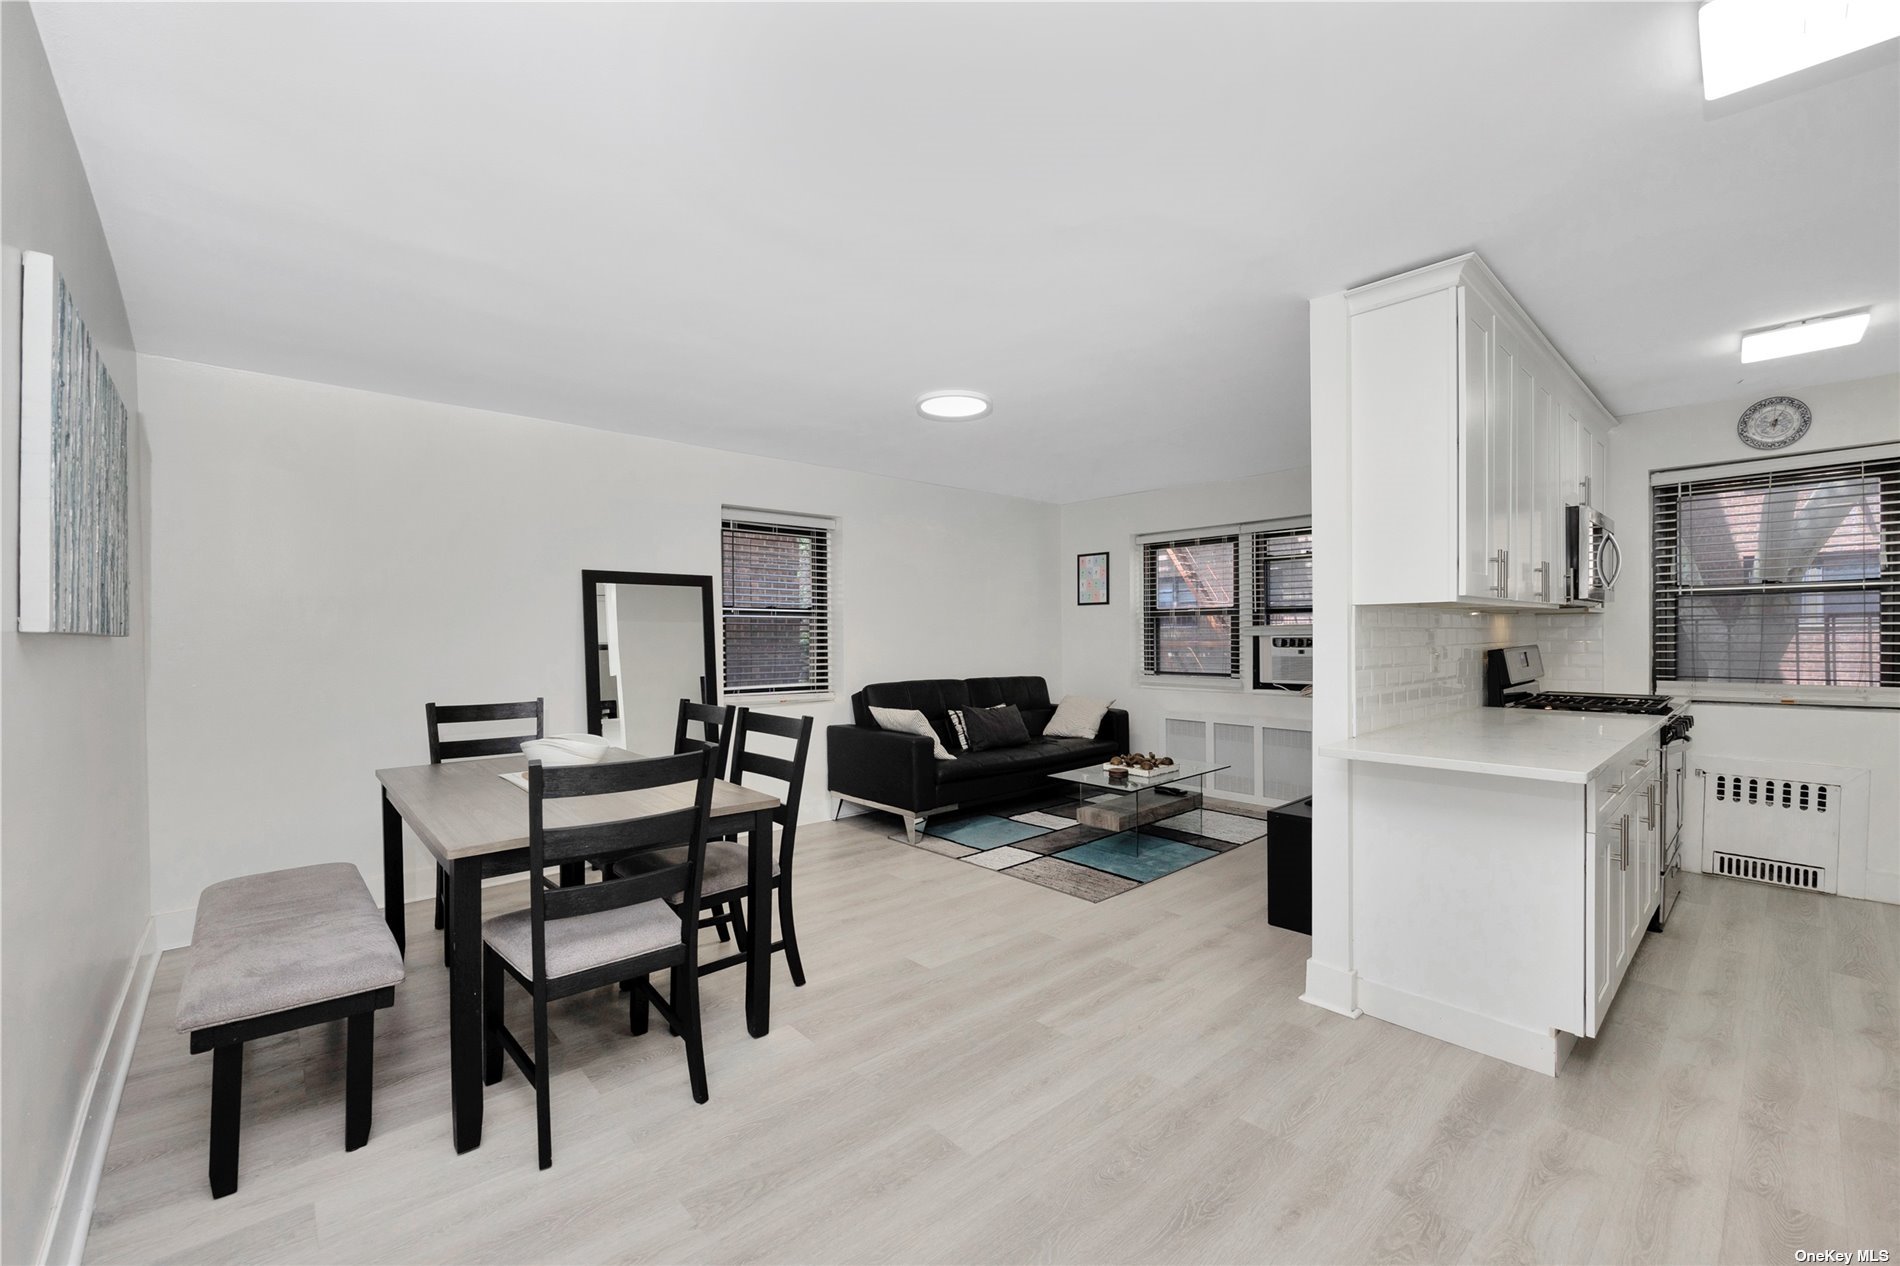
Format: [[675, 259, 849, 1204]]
[[139, 356, 1061, 944], [0, 7, 153, 1262], [1304, 291, 1357, 1016], [1605, 373, 1900, 903], [1355, 607, 1603, 732], [1056, 469, 1314, 762]]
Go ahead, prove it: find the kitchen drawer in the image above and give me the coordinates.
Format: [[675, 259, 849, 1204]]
[[1594, 745, 1658, 812]]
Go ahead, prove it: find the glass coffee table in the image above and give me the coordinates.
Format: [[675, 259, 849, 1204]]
[[1049, 759, 1229, 854]]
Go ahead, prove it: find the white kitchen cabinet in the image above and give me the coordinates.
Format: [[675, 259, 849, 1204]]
[[1585, 747, 1661, 1036], [1533, 381, 1562, 604], [1348, 253, 1616, 609], [1327, 709, 1669, 1074], [1589, 425, 1609, 511], [1589, 798, 1625, 1030], [1560, 397, 1609, 510]]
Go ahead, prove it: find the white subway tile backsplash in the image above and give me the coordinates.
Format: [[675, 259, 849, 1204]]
[[1353, 605, 1604, 732]]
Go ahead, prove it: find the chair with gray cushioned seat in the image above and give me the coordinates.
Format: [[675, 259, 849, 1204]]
[[674, 698, 736, 774], [482, 748, 717, 1170], [425, 698, 544, 958], [175, 863, 404, 1197], [614, 709, 815, 986]]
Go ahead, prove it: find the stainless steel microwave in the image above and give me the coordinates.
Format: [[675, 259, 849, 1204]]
[[1565, 504, 1621, 607]]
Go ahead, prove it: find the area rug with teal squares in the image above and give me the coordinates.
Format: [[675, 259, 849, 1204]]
[[888, 790, 1272, 902]]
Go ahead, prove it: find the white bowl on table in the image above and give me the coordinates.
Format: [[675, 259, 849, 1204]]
[[520, 734, 614, 766]]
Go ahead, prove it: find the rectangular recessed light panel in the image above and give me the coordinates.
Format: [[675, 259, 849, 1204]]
[[1700, 0, 1900, 99], [1739, 311, 1873, 363]]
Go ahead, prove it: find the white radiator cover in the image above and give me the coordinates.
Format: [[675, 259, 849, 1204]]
[[1158, 713, 1312, 805], [1697, 758, 1851, 895]]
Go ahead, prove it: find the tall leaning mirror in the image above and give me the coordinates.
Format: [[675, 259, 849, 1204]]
[[582, 570, 717, 754]]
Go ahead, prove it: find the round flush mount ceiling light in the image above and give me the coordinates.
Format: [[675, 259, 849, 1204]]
[[916, 391, 992, 421]]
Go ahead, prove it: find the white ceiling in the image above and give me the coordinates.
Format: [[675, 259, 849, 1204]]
[[32, 2, 1900, 503]]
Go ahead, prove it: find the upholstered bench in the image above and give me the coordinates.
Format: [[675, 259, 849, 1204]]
[[175, 863, 404, 1197]]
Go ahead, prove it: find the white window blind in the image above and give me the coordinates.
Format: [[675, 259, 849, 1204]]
[[1251, 526, 1314, 628], [1652, 453, 1898, 692], [720, 513, 833, 696], [1142, 533, 1241, 678]]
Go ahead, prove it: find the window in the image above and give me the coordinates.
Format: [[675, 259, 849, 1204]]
[[1652, 452, 1898, 695], [720, 513, 833, 697], [1138, 522, 1315, 681], [1143, 534, 1240, 677], [1253, 527, 1314, 627]]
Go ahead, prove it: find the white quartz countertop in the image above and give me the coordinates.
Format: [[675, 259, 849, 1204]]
[[1319, 708, 1666, 783]]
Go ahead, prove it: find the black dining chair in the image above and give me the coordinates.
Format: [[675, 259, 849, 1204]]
[[482, 749, 717, 1170], [674, 699, 736, 776], [616, 709, 815, 987], [425, 699, 544, 958]]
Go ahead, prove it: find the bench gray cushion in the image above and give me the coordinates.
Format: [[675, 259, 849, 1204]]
[[175, 863, 405, 1034], [484, 899, 681, 980]]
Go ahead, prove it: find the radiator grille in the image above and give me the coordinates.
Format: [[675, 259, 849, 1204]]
[[1164, 718, 1207, 764], [1711, 774, 1829, 812], [1157, 714, 1312, 806], [1710, 850, 1826, 891], [1699, 762, 1842, 893], [1260, 727, 1313, 802], [1209, 723, 1256, 796]]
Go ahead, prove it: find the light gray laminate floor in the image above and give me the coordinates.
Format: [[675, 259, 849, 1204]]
[[85, 812, 1898, 1264]]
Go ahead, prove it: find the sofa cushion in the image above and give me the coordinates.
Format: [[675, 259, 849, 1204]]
[[1044, 695, 1114, 739], [964, 704, 1032, 751], [947, 703, 1004, 751], [938, 736, 1116, 784], [966, 676, 1053, 712], [858, 679, 970, 748], [870, 706, 955, 760], [1018, 706, 1056, 738], [858, 679, 969, 722]]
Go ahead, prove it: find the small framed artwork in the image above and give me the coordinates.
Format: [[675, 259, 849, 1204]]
[[1076, 552, 1110, 605]]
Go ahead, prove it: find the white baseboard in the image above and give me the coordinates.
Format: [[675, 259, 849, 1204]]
[[1300, 957, 1361, 1018], [38, 919, 159, 1266], [1856, 871, 1899, 906], [154, 905, 194, 952], [1355, 976, 1570, 1077]]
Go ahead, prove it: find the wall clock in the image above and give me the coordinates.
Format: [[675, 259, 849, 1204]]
[[1737, 396, 1811, 450]]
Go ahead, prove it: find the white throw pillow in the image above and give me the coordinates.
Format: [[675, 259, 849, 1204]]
[[870, 706, 955, 761], [1042, 695, 1113, 740]]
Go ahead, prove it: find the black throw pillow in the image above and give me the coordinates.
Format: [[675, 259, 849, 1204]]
[[964, 703, 1032, 752]]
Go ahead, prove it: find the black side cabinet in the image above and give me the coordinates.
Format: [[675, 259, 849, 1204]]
[[1265, 795, 1312, 935]]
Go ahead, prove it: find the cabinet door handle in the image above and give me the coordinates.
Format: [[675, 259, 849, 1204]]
[[1612, 814, 1630, 870], [1490, 549, 1507, 595], [1535, 561, 1550, 602], [1644, 784, 1657, 830]]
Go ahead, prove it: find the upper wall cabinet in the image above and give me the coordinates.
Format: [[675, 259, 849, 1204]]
[[1347, 254, 1615, 609]]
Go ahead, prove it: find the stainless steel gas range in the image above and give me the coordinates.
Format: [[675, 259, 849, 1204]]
[[1484, 646, 1694, 928]]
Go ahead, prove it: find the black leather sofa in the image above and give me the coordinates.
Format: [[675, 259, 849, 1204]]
[[827, 676, 1129, 841]]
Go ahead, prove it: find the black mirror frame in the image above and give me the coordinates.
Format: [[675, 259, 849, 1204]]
[[581, 570, 718, 738]]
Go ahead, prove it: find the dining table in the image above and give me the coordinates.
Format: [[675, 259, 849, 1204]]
[[375, 748, 782, 1153]]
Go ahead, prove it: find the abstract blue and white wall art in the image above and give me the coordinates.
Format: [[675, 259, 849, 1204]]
[[18, 250, 129, 635]]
